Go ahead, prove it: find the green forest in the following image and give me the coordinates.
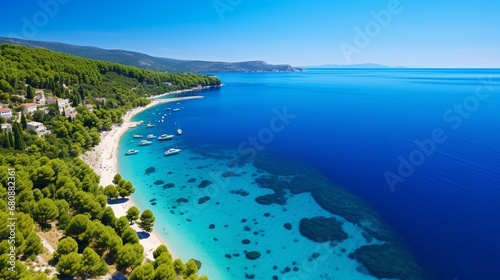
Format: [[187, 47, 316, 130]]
[[0, 44, 216, 279]]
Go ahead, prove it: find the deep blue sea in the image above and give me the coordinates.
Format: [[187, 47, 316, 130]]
[[119, 69, 500, 280]]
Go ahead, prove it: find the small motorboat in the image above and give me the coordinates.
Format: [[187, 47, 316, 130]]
[[133, 134, 143, 138], [158, 134, 174, 141], [125, 150, 139, 155], [138, 140, 153, 146], [165, 148, 181, 156]]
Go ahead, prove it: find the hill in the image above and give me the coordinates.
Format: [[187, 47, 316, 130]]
[[0, 37, 304, 73]]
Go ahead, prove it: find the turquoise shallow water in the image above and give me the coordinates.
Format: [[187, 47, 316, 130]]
[[118, 114, 382, 280], [119, 69, 500, 280]]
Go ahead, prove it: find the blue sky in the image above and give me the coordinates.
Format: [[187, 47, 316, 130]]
[[1, 0, 499, 67]]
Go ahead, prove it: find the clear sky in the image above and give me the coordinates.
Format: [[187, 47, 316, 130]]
[[1, 0, 499, 67]]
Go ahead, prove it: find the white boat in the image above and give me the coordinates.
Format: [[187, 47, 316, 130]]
[[173, 108, 180, 112], [133, 134, 143, 138], [158, 134, 174, 141], [165, 139, 181, 156], [166, 107, 171, 111], [165, 148, 181, 156], [147, 134, 156, 139], [146, 122, 155, 128], [138, 140, 153, 146], [125, 150, 139, 155], [176, 121, 182, 135]]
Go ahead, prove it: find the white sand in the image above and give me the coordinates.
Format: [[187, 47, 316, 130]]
[[81, 95, 205, 261]]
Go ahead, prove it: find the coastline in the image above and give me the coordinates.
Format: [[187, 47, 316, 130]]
[[150, 85, 221, 100], [81, 94, 205, 261]]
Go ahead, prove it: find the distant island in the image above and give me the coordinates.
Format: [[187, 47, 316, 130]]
[[0, 37, 305, 73]]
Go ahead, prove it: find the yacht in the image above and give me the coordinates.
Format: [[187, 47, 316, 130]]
[[165, 148, 181, 156], [146, 122, 155, 128], [133, 134, 143, 138], [176, 121, 182, 135], [125, 150, 139, 155], [165, 139, 181, 156], [147, 134, 156, 139], [173, 108, 180, 112], [138, 140, 153, 146], [158, 134, 174, 141]]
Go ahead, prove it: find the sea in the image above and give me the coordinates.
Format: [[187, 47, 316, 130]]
[[118, 69, 500, 280]]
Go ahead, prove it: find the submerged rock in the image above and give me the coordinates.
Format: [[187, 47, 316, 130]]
[[230, 189, 250, 196], [284, 223, 292, 230], [176, 198, 189, 203], [163, 183, 175, 189], [255, 193, 287, 205], [154, 180, 164, 185], [198, 180, 213, 188], [145, 167, 156, 174], [245, 251, 261, 260], [222, 171, 241, 178], [299, 216, 348, 243], [187, 178, 197, 183], [354, 243, 427, 280], [198, 196, 211, 204]]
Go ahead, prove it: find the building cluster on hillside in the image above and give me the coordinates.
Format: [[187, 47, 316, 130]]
[[0, 88, 104, 136]]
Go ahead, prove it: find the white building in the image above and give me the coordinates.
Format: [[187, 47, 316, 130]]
[[1, 123, 12, 131], [27, 121, 49, 136], [23, 103, 38, 114], [0, 108, 12, 120], [64, 107, 77, 119], [46, 98, 71, 113]]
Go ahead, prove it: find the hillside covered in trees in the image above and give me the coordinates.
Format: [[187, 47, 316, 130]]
[[0, 43, 220, 156], [0, 44, 215, 279], [0, 37, 305, 73]]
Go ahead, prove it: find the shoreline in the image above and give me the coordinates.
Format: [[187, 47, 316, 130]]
[[81, 94, 206, 261], [150, 85, 221, 100]]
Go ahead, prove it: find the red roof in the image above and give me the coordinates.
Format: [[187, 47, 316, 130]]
[[24, 103, 37, 107], [0, 108, 12, 112]]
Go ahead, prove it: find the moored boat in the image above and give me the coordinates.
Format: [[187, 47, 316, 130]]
[[125, 149, 139, 155], [138, 140, 153, 146], [164, 148, 181, 156], [158, 134, 174, 141]]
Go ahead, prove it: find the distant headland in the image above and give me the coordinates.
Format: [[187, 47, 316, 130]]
[[0, 37, 305, 73]]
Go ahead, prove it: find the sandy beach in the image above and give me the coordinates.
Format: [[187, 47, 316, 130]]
[[81, 95, 205, 261]]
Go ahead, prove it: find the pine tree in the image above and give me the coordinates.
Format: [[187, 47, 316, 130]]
[[6, 131, 14, 148], [13, 123, 25, 150], [20, 111, 27, 129], [139, 210, 155, 232], [26, 85, 34, 99]]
